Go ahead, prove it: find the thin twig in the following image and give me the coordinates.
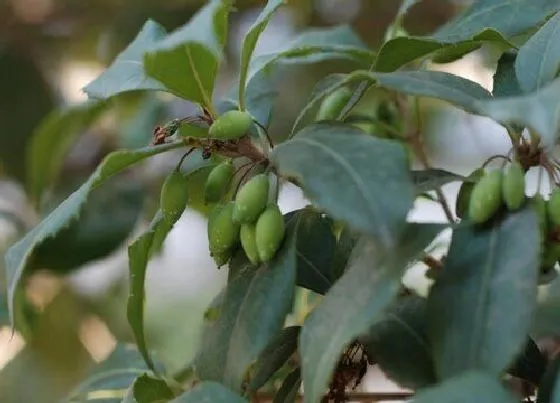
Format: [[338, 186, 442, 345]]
[[175, 147, 196, 172], [253, 120, 274, 149]]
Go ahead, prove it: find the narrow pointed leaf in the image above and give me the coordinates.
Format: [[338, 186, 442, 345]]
[[536, 357, 560, 403], [413, 371, 517, 403], [516, 11, 560, 93], [274, 368, 301, 403], [170, 382, 246, 403], [144, 0, 229, 107], [5, 141, 183, 332], [271, 123, 414, 249], [300, 224, 444, 403], [427, 208, 541, 379], [238, 0, 285, 110], [493, 52, 523, 98], [84, 20, 167, 99]]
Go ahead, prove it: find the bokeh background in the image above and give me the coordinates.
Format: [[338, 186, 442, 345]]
[[1, 0, 559, 402]]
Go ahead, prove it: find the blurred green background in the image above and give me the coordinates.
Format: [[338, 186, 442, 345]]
[[6, 1, 560, 402]]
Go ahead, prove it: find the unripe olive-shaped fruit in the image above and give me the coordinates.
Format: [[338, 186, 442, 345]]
[[531, 194, 548, 235], [240, 223, 260, 266], [204, 160, 234, 204], [255, 204, 286, 262], [209, 110, 253, 140], [455, 168, 485, 219], [502, 161, 526, 211], [208, 202, 240, 255], [548, 188, 560, 227], [160, 170, 189, 224], [211, 250, 231, 268], [316, 87, 353, 121], [233, 174, 270, 223], [468, 169, 503, 224]]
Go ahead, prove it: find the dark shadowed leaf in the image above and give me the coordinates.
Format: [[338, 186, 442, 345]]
[[361, 295, 436, 390], [121, 374, 175, 403], [118, 96, 166, 149], [412, 371, 517, 403], [144, 0, 229, 107], [412, 169, 468, 194], [274, 368, 301, 403], [284, 208, 337, 295], [493, 52, 523, 98], [428, 208, 541, 380], [432, 0, 560, 43], [508, 338, 547, 386], [170, 382, 246, 403], [300, 223, 444, 403], [515, 11, 560, 93], [271, 123, 414, 249], [537, 356, 560, 403], [84, 20, 167, 99], [238, 0, 284, 110], [26, 100, 109, 205], [4, 141, 183, 333], [330, 225, 359, 281], [247, 326, 300, 392], [33, 177, 144, 274]]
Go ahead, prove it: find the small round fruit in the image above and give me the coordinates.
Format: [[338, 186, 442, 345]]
[[502, 161, 526, 211], [255, 204, 286, 262], [548, 188, 560, 227], [468, 169, 503, 224], [316, 87, 352, 121], [531, 194, 548, 235], [240, 223, 260, 266], [209, 110, 253, 140], [160, 170, 189, 224], [455, 168, 485, 219], [233, 174, 270, 224], [208, 202, 240, 255], [204, 160, 234, 204]]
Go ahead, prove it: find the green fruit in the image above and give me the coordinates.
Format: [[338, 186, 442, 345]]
[[255, 204, 286, 262], [204, 160, 234, 204], [209, 110, 253, 140], [160, 170, 189, 224], [531, 194, 548, 235], [502, 161, 526, 211], [208, 202, 240, 255], [548, 188, 560, 227], [240, 223, 260, 266], [468, 169, 503, 224], [233, 174, 270, 223], [455, 168, 485, 219], [316, 87, 353, 121], [211, 250, 231, 268]]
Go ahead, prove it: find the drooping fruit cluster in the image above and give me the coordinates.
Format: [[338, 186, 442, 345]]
[[207, 173, 286, 267]]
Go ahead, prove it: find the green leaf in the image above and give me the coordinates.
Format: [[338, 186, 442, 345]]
[[144, 0, 229, 108], [64, 344, 162, 403], [300, 223, 444, 403], [84, 20, 167, 99], [194, 234, 296, 391], [472, 77, 560, 147], [412, 371, 517, 403], [274, 368, 301, 403], [118, 96, 166, 149], [493, 52, 523, 98], [284, 208, 337, 295], [361, 295, 436, 390], [515, 11, 560, 93], [412, 169, 468, 194], [238, 0, 285, 111], [127, 211, 173, 374], [223, 233, 297, 391], [247, 326, 300, 392], [508, 338, 547, 386], [121, 374, 174, 403], [245, 25, 372, 91], [427, 207, 541, 380], [170, 382, 246, 403], [375, 29, 512, 73], [537, 356, 560, 403], [5, 141, 183, 333], [330, 225, 359, 281], [432, 0, 560, 43], [271, 123, 414, 249], [33, 177, 144, 275], [26, 100, 108, 205]]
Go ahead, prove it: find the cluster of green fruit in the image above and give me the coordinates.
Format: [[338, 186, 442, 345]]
[[206, 172, 285, 267], [457, 160, 560, 274]]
